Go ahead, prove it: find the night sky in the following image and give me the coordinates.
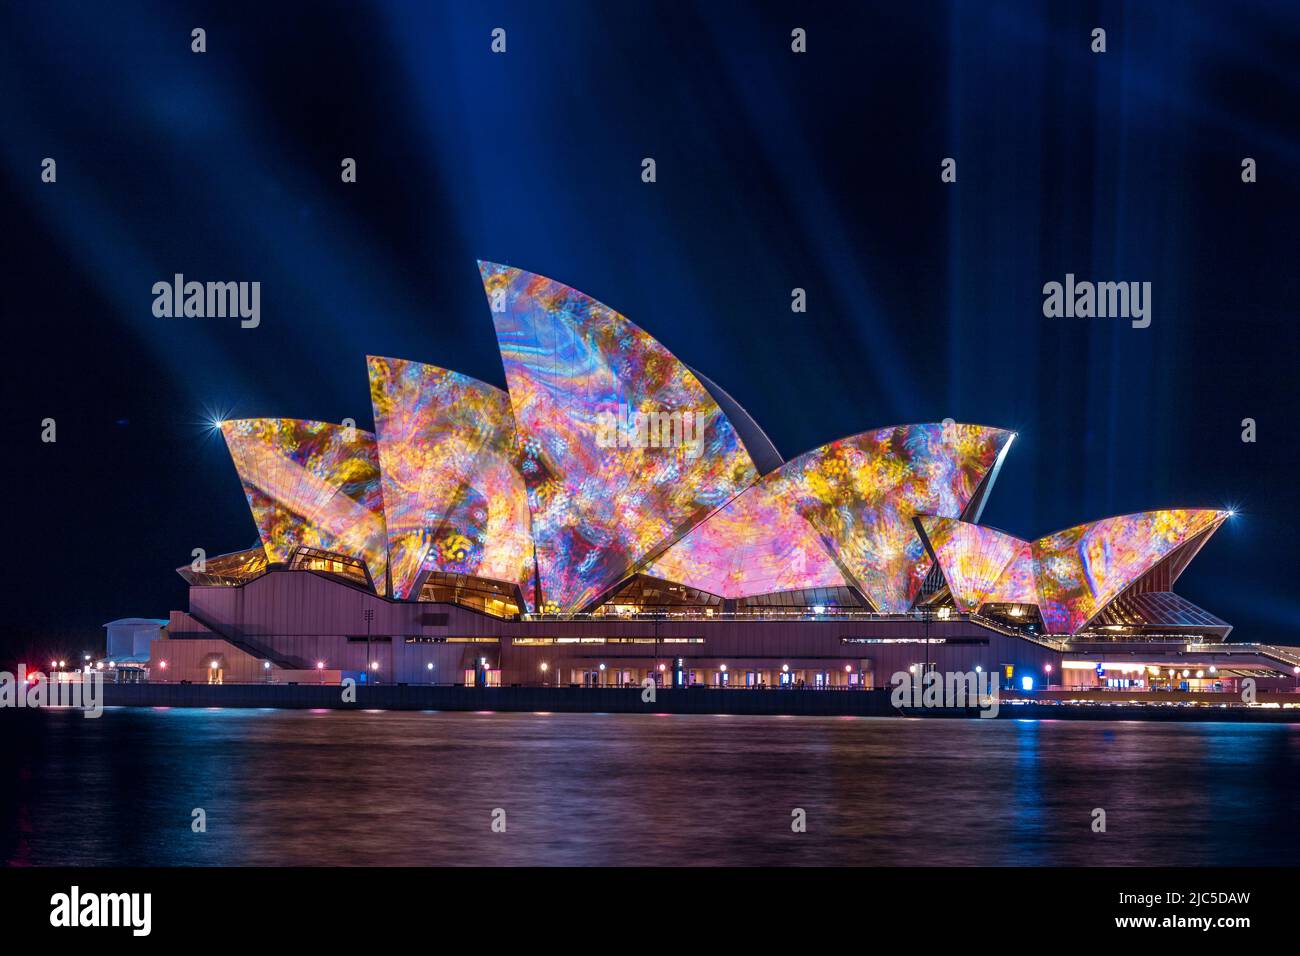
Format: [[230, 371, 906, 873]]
[[2, 0, 1297, 663]]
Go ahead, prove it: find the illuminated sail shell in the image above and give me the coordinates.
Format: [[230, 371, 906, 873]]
[[1032, 509, 1227, 633], [783, 424, 1014, 612], [994, 540, 1040, 606], [918, 510, 1229, 633], [367, 357, 533, 601], [479, 261, 758, 612], [646, 478, 847, 599], [917, 516, 1032, 612], [220, 419, 388, 588]]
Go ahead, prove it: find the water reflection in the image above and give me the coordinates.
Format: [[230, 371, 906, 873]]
[[2, 709, 1297, 865]]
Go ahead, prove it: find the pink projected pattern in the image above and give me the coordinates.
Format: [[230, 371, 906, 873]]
[[997, 541, 1041, 606], [917, 516, 1033, 612], [479, 261, 758, 612], [1032, 509, 1227, 633], [367, 357, 533, 601], [220, 419, 388, 588], [646, 480, 848, 599]]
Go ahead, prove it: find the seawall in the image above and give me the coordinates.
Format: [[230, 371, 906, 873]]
[[98, 683, 1300, 721]]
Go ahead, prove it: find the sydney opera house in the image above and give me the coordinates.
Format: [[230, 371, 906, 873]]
[[157, 262, 1299, 691]]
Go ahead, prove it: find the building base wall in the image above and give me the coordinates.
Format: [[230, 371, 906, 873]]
[[165, 571, 1295, 693]]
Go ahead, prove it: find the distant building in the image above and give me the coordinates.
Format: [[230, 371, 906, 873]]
[[102, 618, 166, 682]]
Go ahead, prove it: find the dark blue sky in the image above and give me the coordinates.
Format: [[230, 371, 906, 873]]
[[2, 0, 1297, 657]]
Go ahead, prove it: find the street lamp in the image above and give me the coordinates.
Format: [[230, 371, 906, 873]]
[[922, 605, 932, 678], [540, 661, 549, 686], [362, 608, 375, 683]]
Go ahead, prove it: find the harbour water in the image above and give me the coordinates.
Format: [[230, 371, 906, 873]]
[[3, 708, 1297, 866]]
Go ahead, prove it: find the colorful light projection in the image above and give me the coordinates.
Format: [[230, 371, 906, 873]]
[[918, 509, 1229, 632], [646, 478, 848, 599], [916, 516, 1034, 612], [220, 419, 388, 588], [650, 424, 1011, 607], [1032, 509, 1228, 633], [783, 424, 1014, 612], [479, 261, 758, 612], [367, 357, 533, 601], [995, 540, 1041, 606]]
